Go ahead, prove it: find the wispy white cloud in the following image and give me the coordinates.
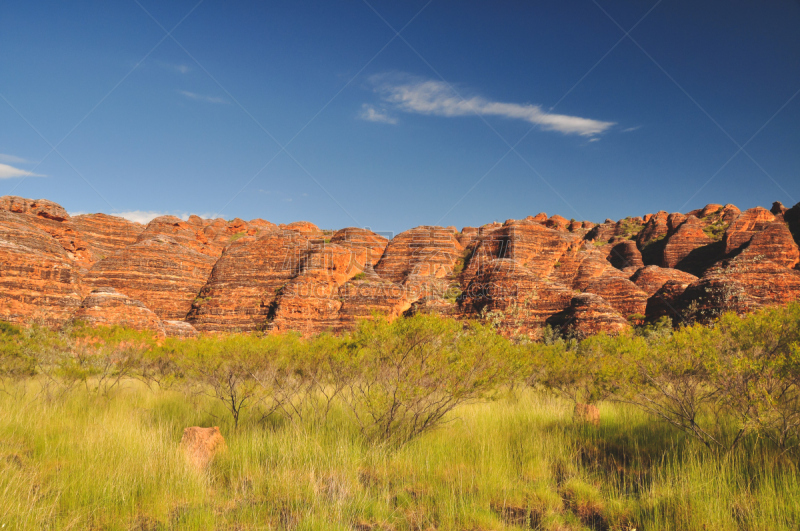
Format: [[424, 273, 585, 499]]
[[0, 154, 32, 164], [158, 61, 191, 74], [368, 74, 615, 136], [178, 90, 228, 104], [359, 104, 397, 124], [622, 126, 641, 133], [0, 163, 45, 179], [112, 210, 219, 224]]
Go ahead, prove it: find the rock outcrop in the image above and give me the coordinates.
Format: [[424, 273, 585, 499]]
[[336, 270, 411, 331], [584, 273, 648, 318], [459, 258, 574, 338], [181, 426, 226, 469], [269, 272, 343, 335], [547, 293, 630, 337], [661, 216, 717, 274], [629, 265, 698, 296], [0, 210, 83, 325], [1, 195, 799, 338], [462, 221, 573, 283], [375, 226, 463, 283], [723, 207, 775, 255], [187, 230, 309, 332], [85, 237, 216, 321], [607, 240, 643, 270], [646, 279, 695, 322], [162, 320, 199, 338], [71, 214, 144, 265], [741, 221, 799, 269], [329, 227, 389, 271], [680, 253, 800, 319], [71, 287, 165, 336]]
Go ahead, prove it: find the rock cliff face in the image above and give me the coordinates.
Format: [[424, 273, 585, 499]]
[[459, 258, 574, 338], [336, 270, 411, 331], [547, 293, 630, 337], [71, 287, 165, 336], [1, 195, 800, 337], [85, 237, 217, 321], [71, 214, 144, 265], [0, 196, 142, 269], [723, 207, 775, 255], [742, 221, 799, 269], [375, 226, 463, 283], [187, 229, 309, 332], [629, 265, 698, 296], [584, 274, 648, 318], [0, 211, 83, 325], [462, 221, 573, 284], [680, 253, 800, 319], [661, 216, 718, 275], [607, 240, 643, 270]]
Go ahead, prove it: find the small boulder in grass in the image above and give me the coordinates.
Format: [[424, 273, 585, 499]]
[[180, 426, 226, 469], [574, 403, 600, 427]]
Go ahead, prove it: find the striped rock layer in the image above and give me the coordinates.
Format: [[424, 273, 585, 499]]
[[1, 196, 799, 338]]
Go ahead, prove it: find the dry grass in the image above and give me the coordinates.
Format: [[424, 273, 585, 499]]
[[0, 381, 799, 530]]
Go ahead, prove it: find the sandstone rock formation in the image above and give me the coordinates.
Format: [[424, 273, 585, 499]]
[[1, 195, 799, 338], [584, 274, 648, 318], [269, 272, 343, 335], [0, 196, 142, 268], [336, 270, 411, 331], [680, 253, 800, 319], [741, 221, 799, 269], [629, 265, 698, 296], [459, 258, 574, 337], [85, 237, 216, 321], [71, 213, 143, 265], [607, 240, 643, 270], [0, 210, 83, 325], [547, 293, 629, 337], [162, 320, 199, 338], [71, 287, 165, 336], [375, 226, 464, 283], [637, 211, 669, 249], [180, 426, 226, 469], [281, 221, 323, 240], [187, 229, 309, 332], [723, 207, 775, 255], [329, 227, 388, 271], [646, 279, 694, 322], [462, 220, 573, 283], [661, 216, 718, 275]]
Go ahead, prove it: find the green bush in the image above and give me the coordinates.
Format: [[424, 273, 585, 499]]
[[343, 314, 518, 445]]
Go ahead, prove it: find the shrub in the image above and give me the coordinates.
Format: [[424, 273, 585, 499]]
[[713, 304, 800, 451], [178, 335, 272, 429], [62, 324, 154, 396], [343, 314, 517, 445], [614, 323, 728, 450]]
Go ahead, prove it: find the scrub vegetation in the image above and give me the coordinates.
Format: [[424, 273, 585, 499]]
[[2, 307, 800, 530]]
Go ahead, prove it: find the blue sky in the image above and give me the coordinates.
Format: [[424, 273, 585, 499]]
[[1, 1, 799, 233]]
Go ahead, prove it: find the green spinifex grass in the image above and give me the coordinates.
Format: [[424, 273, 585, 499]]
[[1, 384, 799, 531]]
